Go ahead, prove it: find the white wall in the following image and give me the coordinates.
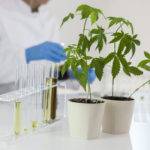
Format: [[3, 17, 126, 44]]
[[51, 0, 150, 95]]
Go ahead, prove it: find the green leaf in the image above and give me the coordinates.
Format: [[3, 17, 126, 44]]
[[138, 60, 150, 71], [89, 35, 98, 47], [90, 11, 98, 24], [118, 55, 130, 76], [104, 52, 115, 64], [130, 42, 136, 59], [110, 32, 124, 43], [90, 26, 106, 52], [108, 17, 134, 34], [61, 60, 70, 76], [129, 66, 143, 75], [134, 39, 140, 46], [76, 4, 103, 23], [61, 13, 74, 27], [123, 44, 132, 56], [112, 56, 120, 79], [76, 4, 92, 19], [77, 34, 90, 53], [91, 58, 105, 81], [144, 51, 150, 59], [117, 33, 139, 58]]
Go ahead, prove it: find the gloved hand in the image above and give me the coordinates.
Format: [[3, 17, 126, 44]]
[[68, 68, 96, 84], [25, 41, 66, 63]]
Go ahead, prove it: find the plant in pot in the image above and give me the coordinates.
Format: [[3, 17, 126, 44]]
[[60, 4, 107, 139], [98, 17, 145, 134]]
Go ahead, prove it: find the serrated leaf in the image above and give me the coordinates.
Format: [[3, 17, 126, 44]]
[[138, 60, 150, 71], [144, 51, 150, 59], [104, 52, 115, 64], [110, 32, 124, 43], [91, 58, 104, 81], [89, 35, 97, 47], [130, 42, 136, 59], [123, 44, 132, 56], [61, 13, 74, 27], [76, 4, 92, 19], [90, 26, 106, 52], [90, 11, 98, 24], [108, 17, 134, 33], [76, 4, 103, 22], [129, 66, 143, 75], [112, 56, 120, 79], [118, 55, 130, 76], [77, 34, 90, 53]]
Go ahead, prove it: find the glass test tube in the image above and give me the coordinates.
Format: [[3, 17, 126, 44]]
[[31, 64, 38, 130], [43, 64, 58, 123], [14, 65, 22, 135], [14, 101, 22, 135]]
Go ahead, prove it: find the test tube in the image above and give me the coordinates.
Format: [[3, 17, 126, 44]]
[[13, 65, 22, 136], [14, 101, 22, 135], [43, 64, 58, 123]]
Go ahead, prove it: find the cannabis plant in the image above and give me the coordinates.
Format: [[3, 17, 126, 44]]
[[103, 16, 143, 96], [61, 4, 144, 99], [61, 4, 106, 99]]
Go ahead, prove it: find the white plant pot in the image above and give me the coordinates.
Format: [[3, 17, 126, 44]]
[[102, 98, 134, 134], [67, 99, 105, 139]]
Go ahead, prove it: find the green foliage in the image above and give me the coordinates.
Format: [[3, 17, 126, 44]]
[[76, 4, 103, 24], [110, 32, 140, 59], [112, 56, 120, 79], [61, 13, 74, 27], [138, 51, 150, 71], [91, 58, 105, 81], [90, 26, 106, 52], [129, 66, 143, 75], [61, 4, 144, 96], [61, 4, 105, 90], [108, 17, 134, 34]]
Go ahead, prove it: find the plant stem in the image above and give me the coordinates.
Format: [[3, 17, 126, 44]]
[[111, 42, 116, 97], [129, 79, 150, 98], [82, 18, 92, 101], [112, 78, 115, 96]]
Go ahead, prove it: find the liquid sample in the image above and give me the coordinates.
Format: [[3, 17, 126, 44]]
[[43, 78, 57, 123], [32, 120, 38, 129], [14, 101, 22, 135]]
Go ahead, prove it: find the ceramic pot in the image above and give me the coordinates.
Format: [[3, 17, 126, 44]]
[[102, 97, 134, 134], [68, 99, 105, 139]]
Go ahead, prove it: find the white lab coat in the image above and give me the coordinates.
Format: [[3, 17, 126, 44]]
[[0, 0, 59, 84]]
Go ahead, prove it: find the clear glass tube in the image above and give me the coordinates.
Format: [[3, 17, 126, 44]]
[[43, 64, 58, 123], [14, 101, 22, 135]]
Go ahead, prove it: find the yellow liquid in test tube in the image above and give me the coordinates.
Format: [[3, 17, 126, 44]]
[[14, 101, 22, 135], [32, 121, 38, 129]]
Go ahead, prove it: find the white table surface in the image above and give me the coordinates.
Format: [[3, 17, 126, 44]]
[[1, 119, 149, 150]]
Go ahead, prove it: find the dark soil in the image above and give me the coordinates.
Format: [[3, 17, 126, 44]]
[[102, 96, 134, 101], [69, 98, 104, 104]]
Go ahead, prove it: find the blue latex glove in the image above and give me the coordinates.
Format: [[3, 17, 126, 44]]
[[25, 41, 66, 63], [68, 68, 96, 84]]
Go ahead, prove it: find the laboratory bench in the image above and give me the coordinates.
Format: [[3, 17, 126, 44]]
[[2, 119, 150, 150]]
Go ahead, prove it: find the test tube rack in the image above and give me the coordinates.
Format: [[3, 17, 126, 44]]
[[0, 63, 66, 141]]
